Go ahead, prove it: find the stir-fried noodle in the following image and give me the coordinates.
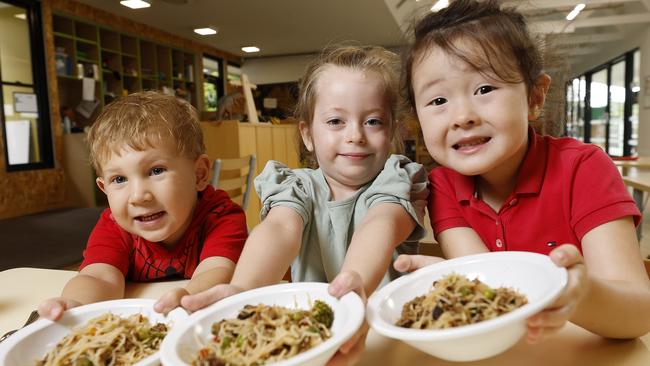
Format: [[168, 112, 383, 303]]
[[193, 300, 334, 366], [37, 313, 167, 366], [396, 273, 528, 329]]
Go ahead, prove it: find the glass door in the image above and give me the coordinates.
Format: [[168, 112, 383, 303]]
[[609, 60, 625, 156], [589, 69, 608, 151], [629, 50, 640, 156]]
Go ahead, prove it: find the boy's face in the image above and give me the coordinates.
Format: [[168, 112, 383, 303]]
[[96, 139, 209, 247], [300, 66, 392, 198], [411, 45, 547, 180]]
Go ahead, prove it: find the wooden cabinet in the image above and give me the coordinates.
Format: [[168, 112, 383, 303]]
[[201, 120, 300, 228], [53, 13, 200, 129]]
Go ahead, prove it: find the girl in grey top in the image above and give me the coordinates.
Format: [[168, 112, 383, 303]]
[[182, 45, 428, 323]]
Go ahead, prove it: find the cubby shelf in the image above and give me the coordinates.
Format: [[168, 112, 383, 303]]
[[53, 13, 200, 129]]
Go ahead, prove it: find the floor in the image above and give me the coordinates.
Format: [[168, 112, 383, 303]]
[[1, 207, 103, 271]]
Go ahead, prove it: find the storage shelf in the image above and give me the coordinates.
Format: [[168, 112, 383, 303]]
[[54, 12, 202, 125]]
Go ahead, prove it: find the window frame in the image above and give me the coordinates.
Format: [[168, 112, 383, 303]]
[[0, 0, 53, 171]]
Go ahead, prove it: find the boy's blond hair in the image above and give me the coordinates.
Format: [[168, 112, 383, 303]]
[[87, 91, 205, 174]]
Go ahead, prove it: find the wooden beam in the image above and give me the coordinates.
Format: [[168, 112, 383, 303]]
[[551, 32, 625, 45], [531, 13, 650, 33], [506, 0, 638, 11]]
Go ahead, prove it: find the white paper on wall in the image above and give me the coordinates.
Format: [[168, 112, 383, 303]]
[[82, 77, 95, 101], [5, 120, 31, 165]]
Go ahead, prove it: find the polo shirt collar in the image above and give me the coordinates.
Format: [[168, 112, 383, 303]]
[[453, 126, 546, 202]]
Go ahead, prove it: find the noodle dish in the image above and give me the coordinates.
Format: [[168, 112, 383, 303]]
[[160, 282, 364, 366], [367, 251, 567, 361], [0, 299, 188, 366]]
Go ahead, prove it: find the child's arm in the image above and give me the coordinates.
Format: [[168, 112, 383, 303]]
[[340, 203, 418, 295], [528, 216, 650, 341], [181, 206, 303, 312], [154, 256, 235, 314], [37, 263, 125, 320]]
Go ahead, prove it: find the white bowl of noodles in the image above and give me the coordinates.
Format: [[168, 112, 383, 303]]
[[0, 298, 188, 366], [160, 282, 365, 366], [367, 251, 568, 362]]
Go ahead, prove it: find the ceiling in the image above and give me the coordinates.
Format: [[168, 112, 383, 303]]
[[73, 0, 406, 58], [75, 0, 650, 73]]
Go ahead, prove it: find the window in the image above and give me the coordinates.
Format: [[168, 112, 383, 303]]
[[0, 0, 53, 171], [202, 55, 223, 112], [568, 49, 639, 157]]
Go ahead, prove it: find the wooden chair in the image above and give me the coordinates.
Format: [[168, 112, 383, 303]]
[[210, 155, 256, 210]]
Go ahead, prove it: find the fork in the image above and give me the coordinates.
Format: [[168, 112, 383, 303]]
[[0, 310, 40, 343]]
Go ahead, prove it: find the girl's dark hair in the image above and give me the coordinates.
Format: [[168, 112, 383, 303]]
[[403, 0, 544, 110]]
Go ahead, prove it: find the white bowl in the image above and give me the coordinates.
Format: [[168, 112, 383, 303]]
[[367, 251, 568, 362], [160, 282, 365, 366], [0, 298, 188, 366]]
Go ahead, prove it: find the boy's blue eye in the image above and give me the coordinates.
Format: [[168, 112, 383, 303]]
[[111, 176, 126, 184], [151, 167, 166, 175], [326, 118, 342, 125], [430, 97, 447, 106], [475, 85, 496, 95], [365, 118, 383, 126]]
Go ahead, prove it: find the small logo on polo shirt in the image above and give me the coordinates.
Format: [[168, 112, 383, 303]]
[[546, 241, 557, 247]]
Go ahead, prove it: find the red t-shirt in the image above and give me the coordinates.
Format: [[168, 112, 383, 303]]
[[80, 186, 248, 281], [429, 128, 641, 255]]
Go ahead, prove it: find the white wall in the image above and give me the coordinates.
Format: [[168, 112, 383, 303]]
[[241, 54, 315, 85]]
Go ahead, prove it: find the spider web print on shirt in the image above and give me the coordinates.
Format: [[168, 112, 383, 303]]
[[130, 241, 193, 281]]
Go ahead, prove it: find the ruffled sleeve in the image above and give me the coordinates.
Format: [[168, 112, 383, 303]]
[[254, 160, 312, 226], [364, 154, 429, 240]]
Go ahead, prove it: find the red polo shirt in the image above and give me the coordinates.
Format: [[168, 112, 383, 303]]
[[429, 128, 640, 255]]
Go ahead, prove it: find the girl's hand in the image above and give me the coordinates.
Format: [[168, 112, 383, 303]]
[[526, 244, 589, 343], [37, 297, 82, 321], [327, 271, 369, 366], [179, 284, 244, 313], [154, 287, 190, 314], [393, 254, 445, 273]]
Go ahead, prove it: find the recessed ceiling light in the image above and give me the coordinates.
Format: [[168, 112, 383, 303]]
[[194, 27, 218, 36], [566, 4, 586, 21], [241, 46, 260, 53], [120, 0, 151, 9], [431, 0, 449, 12], [14, 13, 26, 20]]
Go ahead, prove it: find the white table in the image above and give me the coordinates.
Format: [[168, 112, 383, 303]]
[[2, 267, 650, 366]]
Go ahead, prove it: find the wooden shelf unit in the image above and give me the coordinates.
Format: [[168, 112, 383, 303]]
[[53, 12, 201, 129]]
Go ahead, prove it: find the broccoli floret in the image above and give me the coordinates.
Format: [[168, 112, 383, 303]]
[[310, 300, 334, 328]]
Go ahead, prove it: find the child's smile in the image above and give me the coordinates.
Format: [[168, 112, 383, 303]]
[[452, 136, 492, 153]]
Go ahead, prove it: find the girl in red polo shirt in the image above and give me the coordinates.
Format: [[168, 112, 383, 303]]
[[395, 0, 650, 343]]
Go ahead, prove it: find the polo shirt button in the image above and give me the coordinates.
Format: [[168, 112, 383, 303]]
[[496, 239, 503, 247], [510, 199, 518, 206]]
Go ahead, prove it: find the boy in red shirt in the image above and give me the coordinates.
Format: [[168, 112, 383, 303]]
[[395, 0, 650, 343], [38, 91, 248, 320]]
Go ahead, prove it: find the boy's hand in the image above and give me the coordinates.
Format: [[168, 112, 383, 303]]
[[37, 297, 82, 321], [327, 271, 369, 366], [180, 284, 244, 313], [393, 254, 445, 273], [526, 244, 588, 343], [154, 287, 190, 314]]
